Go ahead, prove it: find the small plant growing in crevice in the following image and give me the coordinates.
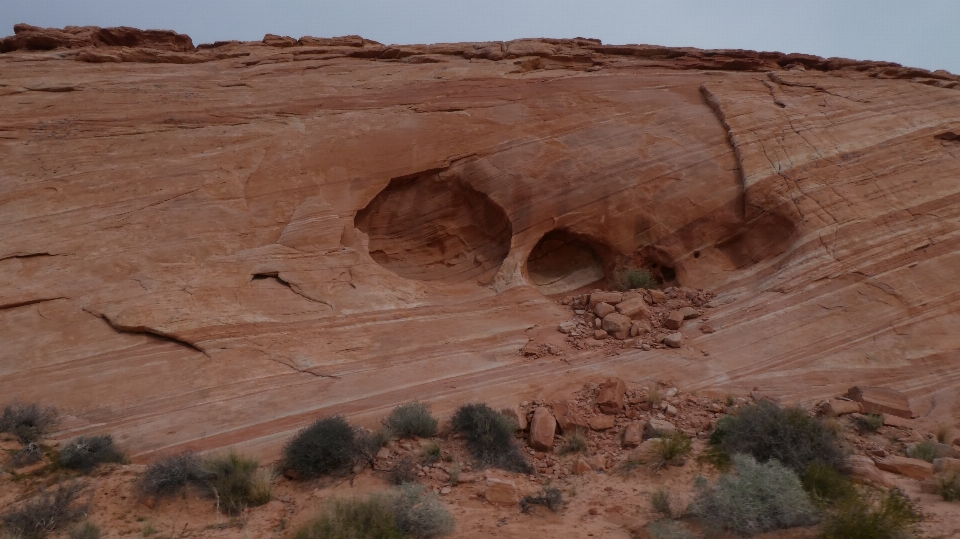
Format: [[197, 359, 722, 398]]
[[450, 403, 532, 473], [656, 432, 692, 465], [139, 452, 208, 500], [1, 481, 87, 539], [59, 434, 126, 472], [559, 429, 588, 455], [281, 415, 358, 479], [521, 487, 563, 513], [0, 402, 58, 444], [385, 401, 438, 439]]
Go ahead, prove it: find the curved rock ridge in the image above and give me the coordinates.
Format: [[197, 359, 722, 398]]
[[2, 26, 960, 460]]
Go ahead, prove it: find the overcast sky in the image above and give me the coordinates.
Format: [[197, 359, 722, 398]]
[[3, 0, 958, 74]]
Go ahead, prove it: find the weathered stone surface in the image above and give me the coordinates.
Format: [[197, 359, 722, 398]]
[[588, 415, 615, 431], [3, 26, 960, 462], [822, 399, 862, 416], [629, 439, 662, 463], [663, 333, 683, 348], [933, 457, 960, 474], [528, 407, 556, 451], [908, 442, 960, 460], [593, 302, 616, 318], [847, 387, 915, 419], [845, 455, 893, 488], [616, 296, 651, 319], [678, 307, 699, 320], [551, 401, 588, 434], [601, 313, 632, 340], [664, 311, 685, 330], [597, 377, 626, 414], [485, 477, 519, 505], [589, 292, 623, 306], [644, 419, 677, 438], [875, 456, 934, 480], [557, 320, 577, 334]]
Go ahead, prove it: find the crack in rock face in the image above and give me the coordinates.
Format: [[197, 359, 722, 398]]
[[355, 171, 512, 284]]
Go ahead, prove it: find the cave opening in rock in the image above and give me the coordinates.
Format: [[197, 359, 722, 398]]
[[526, 230, 611, 295], [355, 172, 512, 284]]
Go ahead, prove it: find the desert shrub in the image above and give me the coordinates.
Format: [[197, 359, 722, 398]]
[[203, 452, 272, 515], [650, 488, 673, 518], [139, 452, 207, 499], [59, 435, 125, 472], [421, 441, 441, 464], [69, 521, 100, 539], [610, 266, 657, 291], [802, 461, 857, 505], [656, 432, 692, 463], [521, 487, 563, 513], [1, 482, 86, 539], [936, 472, 960, 502], [559, 429, 587, 455], [0, 402, 58, 444], [294, 485, 454, 539], [356, 426, 391, 467], [937, 424, 952, 444], [10, 442, 43, 468], [385, 402, 438, 439], [856, 414, 885, 433], [281, 416, 357, 479], [391, 483, 455, 538], [906, 440, 939, 463], [450, 403, 532, 473], [647, 387, 662, 407], [821, 488, 921, 539], [389, 456, 419, 485], [690, 454, 818, 536], [645, 520, 696, 539], [711, 400, 845, 474]]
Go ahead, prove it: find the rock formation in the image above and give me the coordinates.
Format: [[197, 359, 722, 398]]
[[2, 25, 960, 461]]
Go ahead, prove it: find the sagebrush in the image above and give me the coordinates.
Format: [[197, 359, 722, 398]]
[[1, 482, 87, 539], [385, 402, 438, 439], [59, 435, 125, 472], [710, 400, 845, 474], [0, 402, 58, 443], [139, 452, 208, 499], [690, 454, 818, 536], [281, 415, 358, 479], [450, 403, 532, 473]]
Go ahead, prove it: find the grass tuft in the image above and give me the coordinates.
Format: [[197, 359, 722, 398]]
[[650, 488, 673, 518], [559, 429, 588, 455], [203, 452, 272, 515]]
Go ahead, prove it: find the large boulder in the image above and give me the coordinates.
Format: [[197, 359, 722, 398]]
[[485, 477, 519, 505], [550, 400, 588, 433], [593, 302, 616, 318], [589, 292, 623, 306], [616, 295, 651, 319], [528, 407, 556, 451], [846, 386, 915, 418], [822, 399, 862, 416], [644, 419, 676, 438], [601, 313, 632, 340], [596, 377, 626, 414], [664, 310, 685, 330], [622, 423, 642, 448]]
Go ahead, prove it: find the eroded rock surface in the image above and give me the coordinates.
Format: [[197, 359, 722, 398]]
[[2, 25, 960, 460]]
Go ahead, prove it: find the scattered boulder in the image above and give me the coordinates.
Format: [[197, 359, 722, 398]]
[[677, 306, 699, 320], [597, 377, 626, 414], [594, 329, 608, 340], [644, 419, 676, 438], [882, 414, 914, 428], [822, 399, 862, 416], [485, 477, 519, 505], [601, 313, 632, 340], [846, 386, 915, 418], [593, 302, 616, 318], [588, 415, 615, 431], [629, 438, 662, 462], [502, 406, 528, 431], [528, 407, 557, 451], [616, 296, 651, 319], [589, 292, 623, 306], [663, 332, 683, 348], [648, 290, 667, 304], [874, 456, 933, 480], [664, 311, 685, 330], [557, 320, 577, 334], [622, 423, 642, 448], [551, 401, 588, 434]]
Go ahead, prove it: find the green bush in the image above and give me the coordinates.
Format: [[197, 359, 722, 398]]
[[0, 402, 58, 444], [936, 472, 960, 502], [711, 400, 845, 474], [656, 432, 692, 463], [906, 440, 939, 463], [650, 488, 673, 518], [450, 403, 532, 473], [385, 402, 438, 439], [59, 435, 125, 472], [690, 454, 818, 536], [203, 452, 272, 515], [821, 488, 920, 539], [281, 416, 358, 479], [1, 482, 86, 539], [802, 461, 857, 505], [139, 452, 208, 499], [294, 485, 454, 539], [857, 414, 885, 433], [69, 521, 101, 539], [610, 267, 657, 291], [520, 487, 563, 513], [559, 429, 587, 455]]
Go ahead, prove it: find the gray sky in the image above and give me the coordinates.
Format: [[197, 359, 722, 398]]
[[3, 0, 958, 74]]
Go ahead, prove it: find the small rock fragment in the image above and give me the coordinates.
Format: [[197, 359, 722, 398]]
[[485, 477, 519, 505], [597, 377, 626, 414], [664, 311, 684, 330], [663, 332, 683, 348]]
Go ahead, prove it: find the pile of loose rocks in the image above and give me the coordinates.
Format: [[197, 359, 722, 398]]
[[557, 287, 716, 350]]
